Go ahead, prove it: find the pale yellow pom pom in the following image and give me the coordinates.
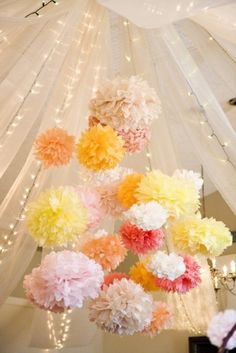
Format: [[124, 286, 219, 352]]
[[171, 215, 232, 256], [27, 187, 88, 247], [136, 170, 200, 218], [76, 125, 125, 171]]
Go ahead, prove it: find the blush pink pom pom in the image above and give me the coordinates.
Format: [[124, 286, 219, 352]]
[[76, 186, 104, 231], [23, 251, 104, 312], [155, 255, 201, 293], [120, 221, 164, 255], [118, 128, 150, 154], [102, 272, 129, 289]]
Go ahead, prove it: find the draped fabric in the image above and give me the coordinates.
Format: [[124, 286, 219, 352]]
[[0, 0, 235, 349]]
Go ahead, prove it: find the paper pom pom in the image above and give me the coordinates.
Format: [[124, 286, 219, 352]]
[[23, 251, 104, 312], [118, 128, 150, 153], [123, 201, 167, 230], [154, 255, 201, 293], [136, 170, 200, 218], [96, 182, 124, 218], [117, 173, 143, 208], [103, 273, 129, 288], [76, 186, 104, 231], [27, 187, 88, 247], [80, 234, 127, 271], [34, 128, 75, 168], [88, 116, 106, 127], [120, 222, 164, 255], [173, 169, 203, 191], [129, 262, 159, 292], [89, 278, 154, 335], [146, 251, 186, 281], [79, 166, 133, 187], [171, 215, 232, 256], [89, 76, 161, 130], [76, 125, 124, 171], [143, 302, 172, 337], [207, 310, 236, 350]]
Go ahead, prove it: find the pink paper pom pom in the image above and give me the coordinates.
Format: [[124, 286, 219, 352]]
[[23, 251, 104, 312], [118, 128, 150, 154], [96, 182, 124, 218], [208, 310, 236, 349], [102, 272, 129, 288], [120, 221, 164, 255], [155, 255, 201, 293], [76, 186, 104, 231]]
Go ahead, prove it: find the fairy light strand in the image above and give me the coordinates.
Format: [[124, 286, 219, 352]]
[[25, 0, 58, 18]]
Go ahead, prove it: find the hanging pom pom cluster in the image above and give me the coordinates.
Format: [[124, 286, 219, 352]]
[[24, 76, 232, 338]]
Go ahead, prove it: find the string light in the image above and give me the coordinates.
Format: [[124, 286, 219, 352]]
[[25, 0, 58, 18], [47, 309, 72, 349]]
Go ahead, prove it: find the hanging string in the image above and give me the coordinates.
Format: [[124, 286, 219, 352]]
[[25, 0, 58, 18], [201, 165, 206, 218]]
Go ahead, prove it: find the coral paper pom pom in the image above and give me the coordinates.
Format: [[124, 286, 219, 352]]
[[34, 128, 75, 168], [129, 262, 159, 292], [118, 128, 150, 154], [89, 278, 154, 335], [26, 187, 88, 247], [117, 173, 143, 208], [136, 170, 200, 218], [76, 125, 125, 171], [155, 255, 201, 293], [120, 221, 164, 255], [23, 251, 104, 312], [80, 234, 127, 271], [171, 215, 232, 257], [142, 302, 172, 337], [102, 272, 129, 288]]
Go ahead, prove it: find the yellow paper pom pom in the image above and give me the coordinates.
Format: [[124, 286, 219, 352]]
[[117, 174, 143, 208], [76, 125, 125, 171], [171, 215, 232, 256], [27, 187, 88, 247], [129, 262, 159, 292], [136, 170, 199, 218]]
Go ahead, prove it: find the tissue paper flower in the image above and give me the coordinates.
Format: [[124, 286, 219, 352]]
[[96, 182, 124, 218], [143, 301, 172, 337], [89, 278, 154, 335], [23, 251, 104, 312], [129, 262, 159, 292], [26, 187, 88, 247], [207, 310, 236, 350], [123, 201, 167, 230], [79, 166, 133, 187], [76, 186, 104, 231], [118, 128, 150, 153], [117, 173, 143, 208], [34, 128, 75, 168], [155, 255, 201, 293], [171, 215, 232, 256], [120, 222, 164, 255], [136, 170, 200, 218], [173, 169, 203, 191], [80, 234, 127, 271], [102, 272, 129, 288], [89, 76, 161, 130], [88, 116, 106, 127], [76, 125, 124, 171], [146, 251, 186, 281]]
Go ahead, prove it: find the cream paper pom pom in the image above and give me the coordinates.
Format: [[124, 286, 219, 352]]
[[173, 169, 203, 191]]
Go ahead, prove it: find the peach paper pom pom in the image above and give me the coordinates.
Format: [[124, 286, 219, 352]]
[[80, 234, 127, 271], [118, 128, 150, 154], [129, 262, 159, 292], [96, 182, 124, 218], [143, 301, 172, 337], [34, 128, 75, 168], [120, 221, 164, 255], [117, 173, 143, 208], [155, 255, 201, 293], [102, 272, 129, 288]]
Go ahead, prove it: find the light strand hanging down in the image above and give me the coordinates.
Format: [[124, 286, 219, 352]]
[[25, 0, 58, 18]]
